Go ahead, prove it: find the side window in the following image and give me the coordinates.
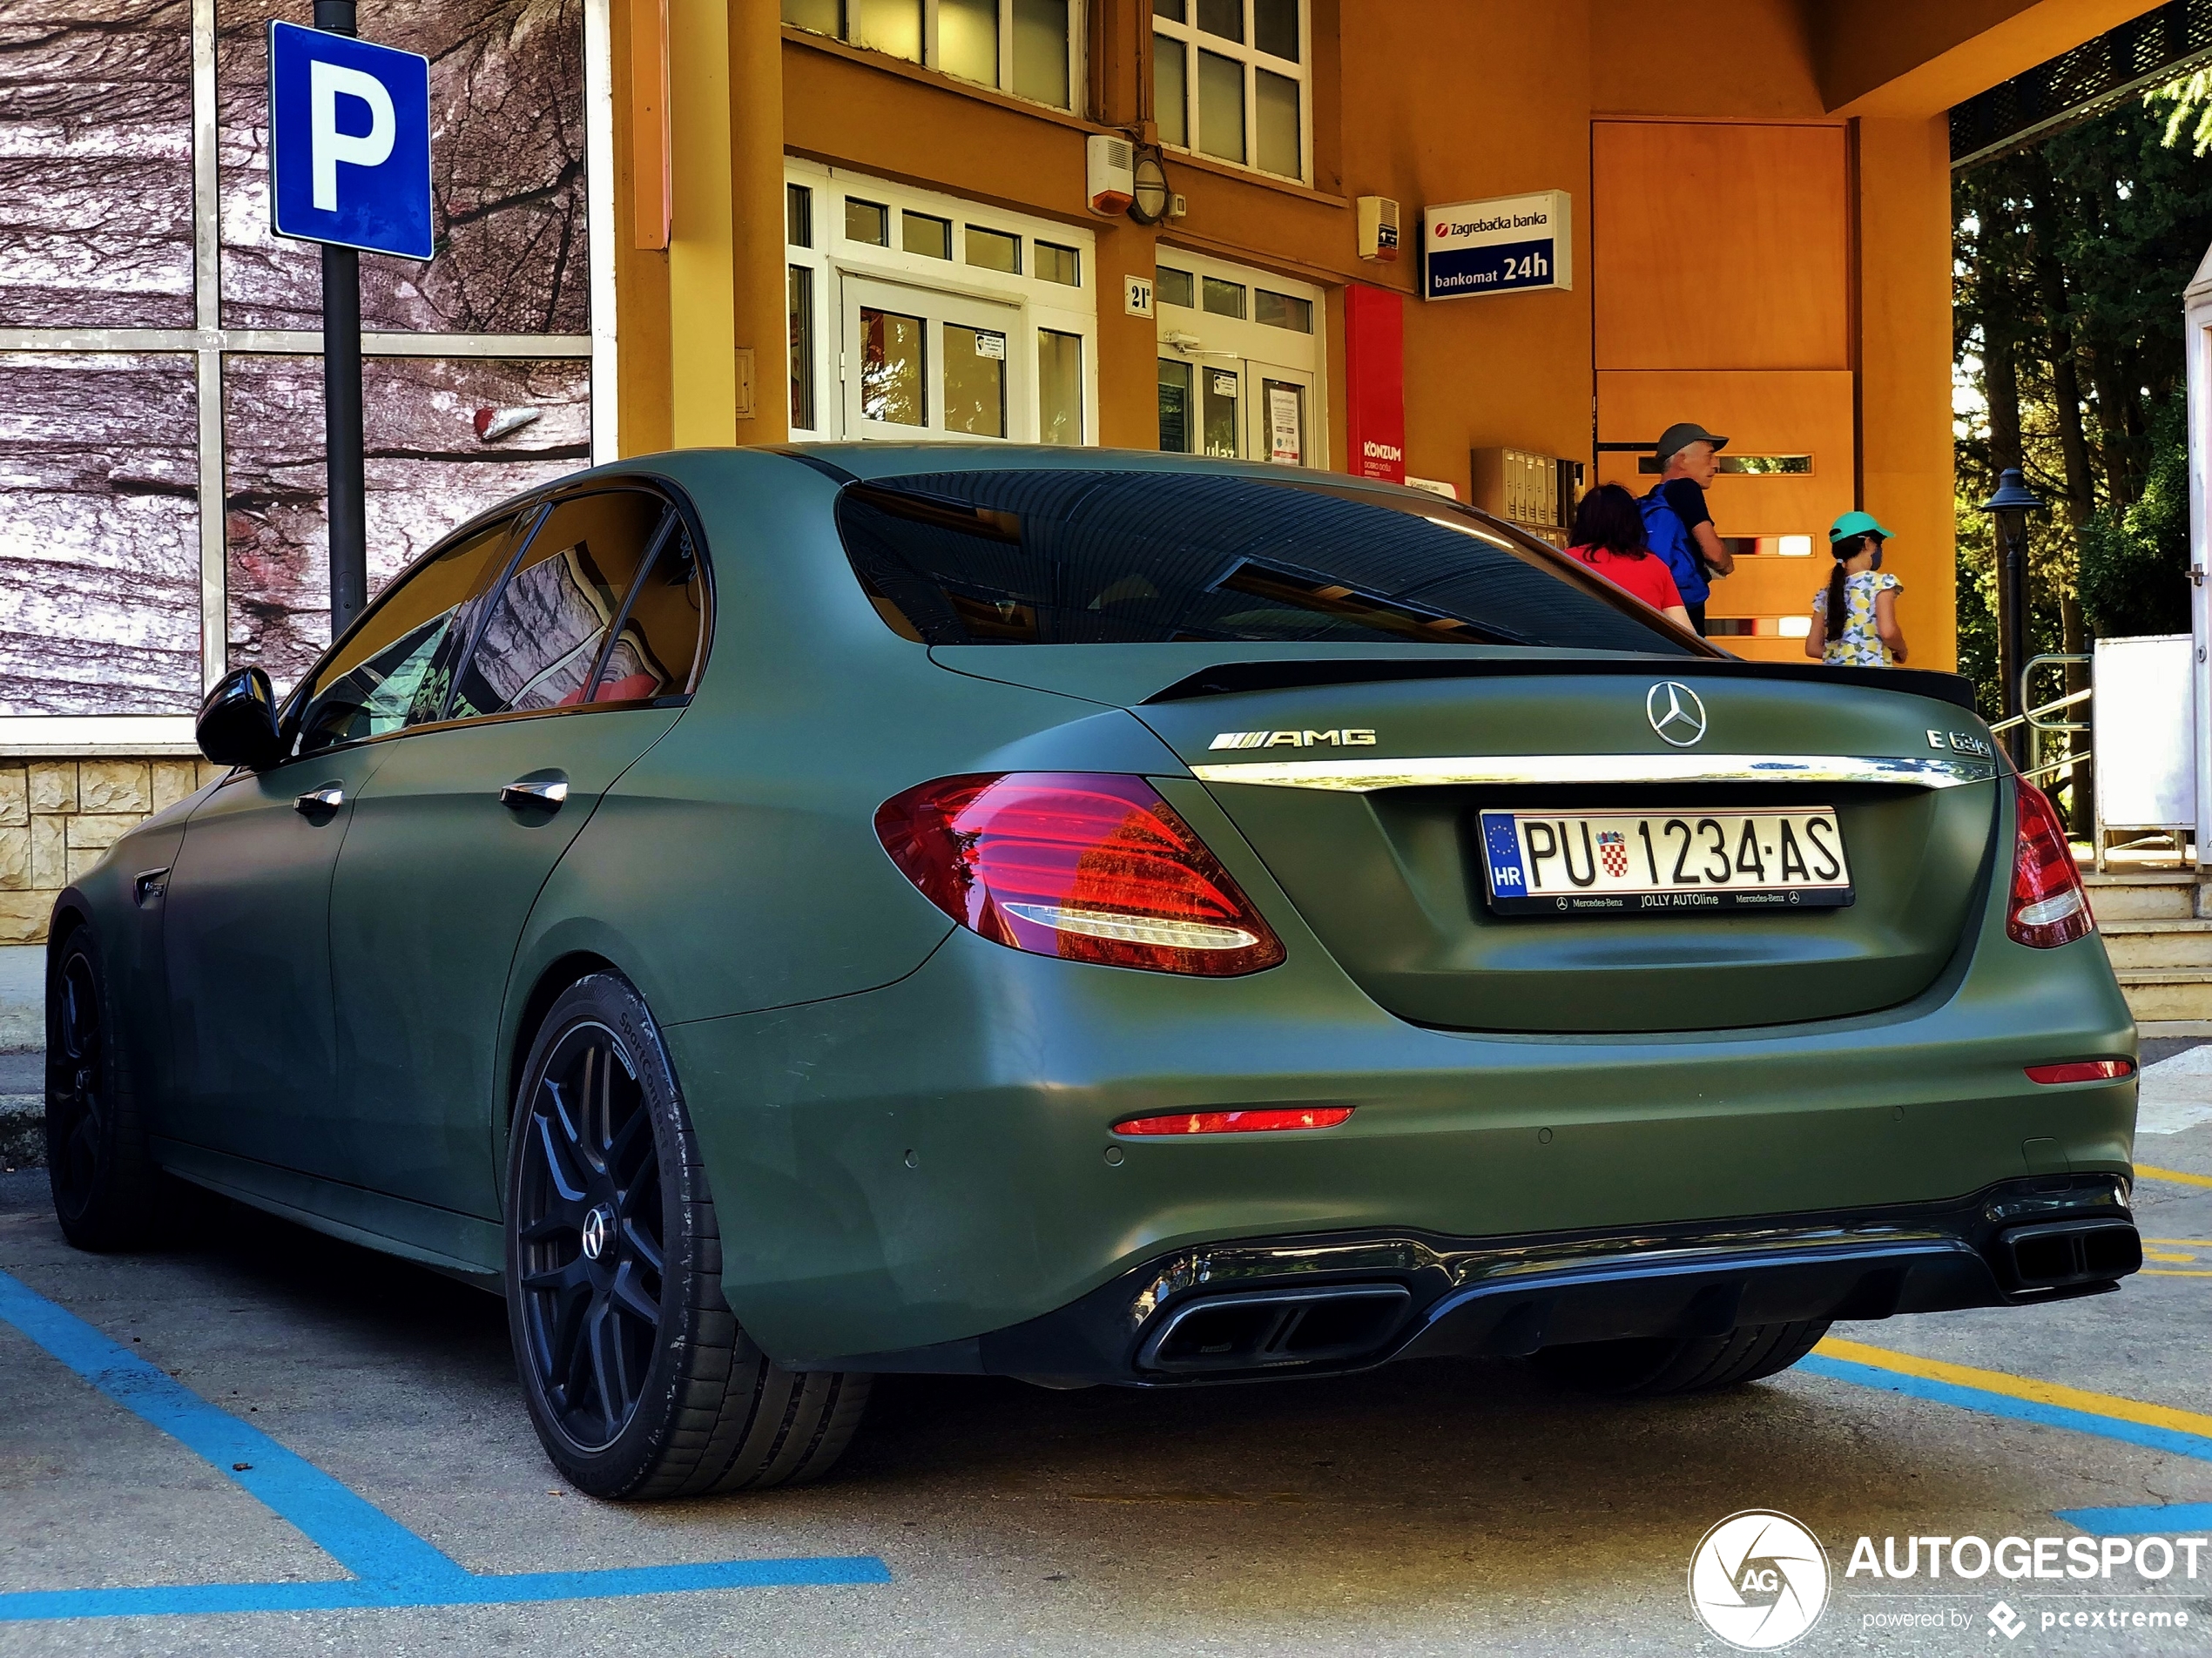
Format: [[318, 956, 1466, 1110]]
[[446, 491, 687, 720], [293, 517, 514, 756], [591, 522, 705, 704]]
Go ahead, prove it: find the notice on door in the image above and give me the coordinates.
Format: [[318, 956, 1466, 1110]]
[[1267, 383, 1302, 465]]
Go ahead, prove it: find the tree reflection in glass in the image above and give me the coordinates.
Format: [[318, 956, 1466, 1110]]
[[861, 307, 927, 426]]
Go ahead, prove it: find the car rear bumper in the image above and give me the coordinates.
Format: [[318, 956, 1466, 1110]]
[[659, 921, 2136, 1367], [803, 1174, 2140, 1385]]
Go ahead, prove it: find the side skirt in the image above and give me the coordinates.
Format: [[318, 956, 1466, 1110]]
[[152, 1138, 505, 1292]]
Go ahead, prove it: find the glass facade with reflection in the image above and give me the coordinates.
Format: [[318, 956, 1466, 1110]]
[[0, 0, 596, 715]]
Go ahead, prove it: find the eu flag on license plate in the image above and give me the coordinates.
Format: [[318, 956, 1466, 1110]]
[[1482, 812, 1524, 891]]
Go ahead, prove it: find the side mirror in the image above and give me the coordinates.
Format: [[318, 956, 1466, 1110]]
[[196, 666, 287, 769]]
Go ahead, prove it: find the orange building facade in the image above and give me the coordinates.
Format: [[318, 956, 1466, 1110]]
[[604, 0, 2168, 671], [0, 1, 2164, 946]]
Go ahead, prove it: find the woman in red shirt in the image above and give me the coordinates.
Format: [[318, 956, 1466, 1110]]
[[1564, 482, 1693, 629]]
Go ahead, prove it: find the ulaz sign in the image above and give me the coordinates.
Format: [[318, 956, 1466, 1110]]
[[1423, 190, 1572, 300]]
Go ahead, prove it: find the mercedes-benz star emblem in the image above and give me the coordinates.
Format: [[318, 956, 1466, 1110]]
[[1646, 681, 1709, 748], [581, 1205, 613, 1262]]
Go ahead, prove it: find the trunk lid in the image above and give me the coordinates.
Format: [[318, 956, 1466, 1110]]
[[1117, 657, 1999, 1034]]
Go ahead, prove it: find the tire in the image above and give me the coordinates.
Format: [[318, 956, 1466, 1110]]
[[44, 924, 159, 1251], [504, 972, 869, 1500], [1528, 1318, 1831, 1398]]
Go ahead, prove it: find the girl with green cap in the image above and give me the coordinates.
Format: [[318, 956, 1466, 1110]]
[[1805, 509, 1906, 666]]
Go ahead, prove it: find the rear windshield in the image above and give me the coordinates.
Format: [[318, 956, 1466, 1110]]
[[834, 468, 1706, 656]]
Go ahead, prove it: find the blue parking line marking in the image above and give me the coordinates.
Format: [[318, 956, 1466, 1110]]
[[2055, 1503, 2212, 1536], [0, 1559, 895, 1622], [0, 1268, 890, 1621], [1797, 1355, 2212, 1464], [0, 1267, 465, 1590]]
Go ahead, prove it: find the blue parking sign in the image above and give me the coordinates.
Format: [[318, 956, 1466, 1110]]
[[267, 21, 433, 259]]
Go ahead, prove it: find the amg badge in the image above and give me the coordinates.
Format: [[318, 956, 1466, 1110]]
[[1209, 729, 1379, 751]]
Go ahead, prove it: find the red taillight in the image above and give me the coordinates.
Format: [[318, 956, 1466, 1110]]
[[2025, 1059, 2134, 1085], [2007, 775, 2094, 948], [874, 772, 1285, 976], [1116, 1107, 1353, 1136]]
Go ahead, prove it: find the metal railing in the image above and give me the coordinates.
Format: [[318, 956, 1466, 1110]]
[[1988, 654, 2093, 786]]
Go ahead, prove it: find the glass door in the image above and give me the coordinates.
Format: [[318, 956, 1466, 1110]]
[[842, 274, 1027, 441], [1157, 355, 1312, 464], [1153, 250, 1323, 464], [1159, 357, 1244, 458]]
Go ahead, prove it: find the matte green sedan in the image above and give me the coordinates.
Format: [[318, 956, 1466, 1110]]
[[45, 448, 2140, 1500]]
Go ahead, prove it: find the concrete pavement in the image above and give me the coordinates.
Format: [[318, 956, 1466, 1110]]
[[0, 1129, 2206, 1655]]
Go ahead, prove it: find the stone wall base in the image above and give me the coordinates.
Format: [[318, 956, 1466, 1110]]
[[0, 758, 222, 944], [0, 1097, 39, 1169]]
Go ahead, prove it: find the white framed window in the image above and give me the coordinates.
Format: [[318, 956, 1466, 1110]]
[[1150, 0, 1307, 183], [1154, 247, 1323, 466], [782, 0, 1082, 111], [786, 160, 1098, 447]]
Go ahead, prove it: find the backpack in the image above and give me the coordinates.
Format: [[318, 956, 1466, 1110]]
[[1638, 487, 1710, 606]]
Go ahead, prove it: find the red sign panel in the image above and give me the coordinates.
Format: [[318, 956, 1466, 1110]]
[[1344, 284, 1405, 484]]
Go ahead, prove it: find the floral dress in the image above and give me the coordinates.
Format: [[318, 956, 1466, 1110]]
[[1811, 570, 1902, 666]]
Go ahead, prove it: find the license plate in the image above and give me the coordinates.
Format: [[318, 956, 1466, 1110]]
[[1477, 807, 1853, 917]]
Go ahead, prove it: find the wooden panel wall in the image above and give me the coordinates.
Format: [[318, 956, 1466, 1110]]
[[1595, 121, 1856, 659], [1594, 369, 1855, 532], [1593, 123, 1850, 372]]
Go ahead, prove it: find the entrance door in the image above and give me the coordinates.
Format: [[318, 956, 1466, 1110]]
[[1154, 252, 1324, 465], [323, 488, 706, 1217], [161, 513, 520, 1169], [841, 274, 1027, 442]]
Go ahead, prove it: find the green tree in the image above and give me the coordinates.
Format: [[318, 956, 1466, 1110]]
[[2079, 395, 2192, 638], [1954, 76, 2212, 829]]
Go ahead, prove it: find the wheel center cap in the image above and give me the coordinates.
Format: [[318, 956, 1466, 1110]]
[[580, 1205, 615, 1262]]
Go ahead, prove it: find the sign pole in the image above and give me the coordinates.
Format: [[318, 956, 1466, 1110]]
[[314, 0, 368, 638]]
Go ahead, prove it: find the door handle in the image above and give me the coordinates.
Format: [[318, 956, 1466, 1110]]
[[294, 786, 344, 814], [499, 777, 570, 810]]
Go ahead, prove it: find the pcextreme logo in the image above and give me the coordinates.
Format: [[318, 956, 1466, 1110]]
[[1207, 729, 1377, 751], [1689, 1511, 1831, 1649]]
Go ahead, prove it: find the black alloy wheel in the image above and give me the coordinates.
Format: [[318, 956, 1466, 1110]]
[[44, 927, 157, 1250], [512, 1019, 666, 1452], [504, 973, 869, 1500]]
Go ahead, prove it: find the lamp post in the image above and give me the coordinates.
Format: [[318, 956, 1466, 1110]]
[[1982, 467, 2047, 765]]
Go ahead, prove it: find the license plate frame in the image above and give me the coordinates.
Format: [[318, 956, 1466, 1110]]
[[1475, 806, 1854, 918]]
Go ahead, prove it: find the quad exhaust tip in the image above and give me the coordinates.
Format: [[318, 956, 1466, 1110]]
[[1138, 1284, 1413, 1374], [1997, 1219, 2141, 1291]]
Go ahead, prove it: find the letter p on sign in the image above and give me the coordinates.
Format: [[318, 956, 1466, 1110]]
[[268, 21, 433, 259], [310, 62, 395, 212]]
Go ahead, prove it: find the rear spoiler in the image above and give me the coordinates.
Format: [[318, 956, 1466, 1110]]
[[1142, 656, 1979, 715]]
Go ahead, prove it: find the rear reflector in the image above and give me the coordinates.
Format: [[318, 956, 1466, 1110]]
[[1116, 1107, 1353, 1136], [875, 772, 1285, 976], [2024, 1059, 2134, 1085], [2006, 775, 2094, 948]]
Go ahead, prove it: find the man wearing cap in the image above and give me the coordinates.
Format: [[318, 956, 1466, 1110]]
[[1805, 510, 1906, 666], [1641, 422, 1735, 636]]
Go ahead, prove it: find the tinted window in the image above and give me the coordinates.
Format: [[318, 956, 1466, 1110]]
[[447, 491, 680, 719], [837, 470, 1703, 655], [591, 522, 706, 703], [293, 517, 514, 755]]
